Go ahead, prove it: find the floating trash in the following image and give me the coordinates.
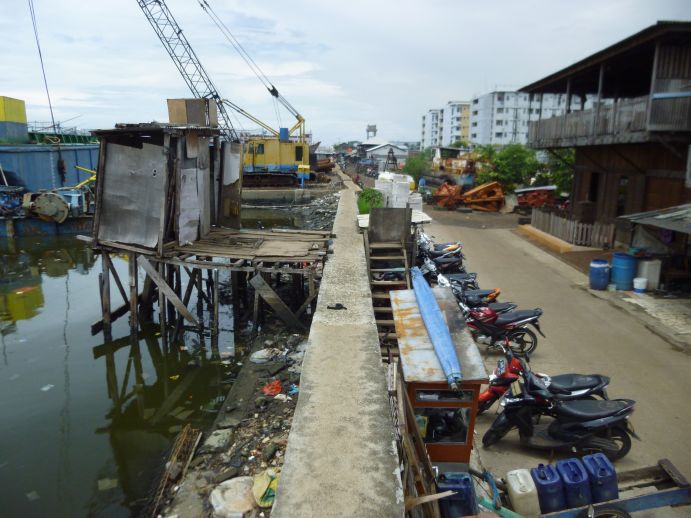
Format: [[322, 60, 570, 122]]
[[40, 384, 55, 392]]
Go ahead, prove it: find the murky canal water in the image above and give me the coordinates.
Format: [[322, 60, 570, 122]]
[[0, 237, 238, 517]]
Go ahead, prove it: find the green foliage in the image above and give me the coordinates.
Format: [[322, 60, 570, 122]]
[[449, 140, 470, 149], [357, 188, 384, 214], [533, 149, 575, 194], [402, 149, 432, 182], [474, 143, 573, 193]]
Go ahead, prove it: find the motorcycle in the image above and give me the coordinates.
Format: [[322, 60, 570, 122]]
[[482, 357, 637, 461], [459, 300, 545, 355], [477, 343, 610, 415]]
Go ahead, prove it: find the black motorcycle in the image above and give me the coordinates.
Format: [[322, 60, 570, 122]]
[[482, 358, 637, 461]]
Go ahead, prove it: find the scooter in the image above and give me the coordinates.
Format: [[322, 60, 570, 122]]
[[482, 358, 637, 461], [477, 343, 610, 415], [460, 301, 545, 355]]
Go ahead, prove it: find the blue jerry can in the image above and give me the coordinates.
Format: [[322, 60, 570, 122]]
[[437, 472, 479, 518], [556, 458, 591, 508], [582, 453, 619, 503], [531, 463, 565, 513]]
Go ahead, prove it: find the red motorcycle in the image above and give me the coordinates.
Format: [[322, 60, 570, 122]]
[[477, 344, 610, 415], [460, 302, 544, 355]]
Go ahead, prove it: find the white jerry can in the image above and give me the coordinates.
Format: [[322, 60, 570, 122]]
[[506, 469, 541, 517]]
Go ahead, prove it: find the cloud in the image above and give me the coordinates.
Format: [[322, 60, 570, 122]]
[[3, 0, 689, 143]]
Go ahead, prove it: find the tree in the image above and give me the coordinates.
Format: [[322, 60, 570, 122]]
[[449, 140, 470, 149], [402, 148, 432, 182], [474, 144, 540, 192], [533, 148, 575, 194]]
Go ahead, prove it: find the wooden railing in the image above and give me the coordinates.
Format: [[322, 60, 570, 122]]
[[531, 208, 615, 248]]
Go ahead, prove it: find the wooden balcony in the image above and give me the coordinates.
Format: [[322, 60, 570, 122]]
[[528, 94, 691, 148]]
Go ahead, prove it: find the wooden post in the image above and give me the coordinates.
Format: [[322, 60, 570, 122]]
[[212, 269, 220, 337], [231, 270, 240, 329], [646, 41, 660, 128], [129, 252, 138, 333], [158, 261, 168, 351], [592, 63, 605, 136], [101, 252, 112, 337]]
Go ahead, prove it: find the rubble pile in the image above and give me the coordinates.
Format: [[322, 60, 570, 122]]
[[301, 192, 339, 230], [159, 325, 309, 517]]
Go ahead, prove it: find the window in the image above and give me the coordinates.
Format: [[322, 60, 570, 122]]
[[495, 132, 503, 138], [472, 110, 478, 116], [256, 143, 265, 155], [496, 120, 503, 126], [471, 122, 477, 127], [473, 99, 479, 104], [295, 145, 303, 162], [496, 108, 503, 114], [471, 133, 477, 138]]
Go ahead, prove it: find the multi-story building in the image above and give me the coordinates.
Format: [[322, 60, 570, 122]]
[[469, 91, 571, 145], [442, 101, 470, 145], [421, 109, 443, 149]]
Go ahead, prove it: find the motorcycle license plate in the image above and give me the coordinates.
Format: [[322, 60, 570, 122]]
[[510, 381, 522, 396]]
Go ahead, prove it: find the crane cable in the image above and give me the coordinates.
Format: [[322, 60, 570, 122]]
[[198, 0, 301, 120], [27, 0, 65, 183]]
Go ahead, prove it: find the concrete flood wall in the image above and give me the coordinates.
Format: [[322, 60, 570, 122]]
[[272, 180, 403, 517]]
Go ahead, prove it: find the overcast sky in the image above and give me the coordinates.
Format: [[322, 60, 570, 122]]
[[3, 0, 689, 144]]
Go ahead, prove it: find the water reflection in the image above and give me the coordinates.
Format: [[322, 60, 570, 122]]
[[0, 237, 238, 517]]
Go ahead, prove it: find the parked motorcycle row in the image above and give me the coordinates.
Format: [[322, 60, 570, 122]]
[[415, 230, 639, 461]]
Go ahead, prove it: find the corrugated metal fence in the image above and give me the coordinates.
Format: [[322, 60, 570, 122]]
[[531, 208, 614, 248]]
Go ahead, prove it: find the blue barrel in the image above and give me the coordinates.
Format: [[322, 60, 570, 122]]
[[583, 453, 618, 503], [437, 472, 479, 517], [611, 252, 637, 290], [589, 259, 610, 290], [556, 458, 591, 508], [531, 463, 566, 513]]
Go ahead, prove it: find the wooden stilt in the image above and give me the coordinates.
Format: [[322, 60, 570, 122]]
[[231, 270, 240, 330], [101, 252, 112, 337], [140, 274, 155, 321], [157, 261, 168, 352], [249, 274, 307, 331], [212, 268, 220, 337], [129, 253, 138, 333]]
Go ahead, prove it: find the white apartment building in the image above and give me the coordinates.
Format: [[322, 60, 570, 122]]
[[421, 109, 443, 149], [442, 101, 471, 146], [469, 91, 573, 145]]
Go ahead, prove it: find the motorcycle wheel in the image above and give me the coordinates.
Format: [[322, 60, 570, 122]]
[[577, 505, 632, 518], [506, 328, 538, 356], [583, 426, 632, 461], [482, 424, 511, 447]]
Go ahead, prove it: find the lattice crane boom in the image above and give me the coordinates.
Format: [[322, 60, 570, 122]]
[[136, 0, 238, 141]]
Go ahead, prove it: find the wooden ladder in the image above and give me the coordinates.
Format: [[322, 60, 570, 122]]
[[365, 234, 410, 360]]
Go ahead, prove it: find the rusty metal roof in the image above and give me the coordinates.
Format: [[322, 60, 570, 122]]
[[390, 287, 487, 383], [619, 203, 691, 234]]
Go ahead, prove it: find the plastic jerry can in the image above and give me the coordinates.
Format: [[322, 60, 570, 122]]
[[436, 472, 479, 518], [583, 453, 619, 503], [506, 469, 541, 517], [556, 458, 592, 508], [530, 463, 565, 513]]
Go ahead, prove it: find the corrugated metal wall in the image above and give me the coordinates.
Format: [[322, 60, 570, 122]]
[[0, 144, 99, 191]]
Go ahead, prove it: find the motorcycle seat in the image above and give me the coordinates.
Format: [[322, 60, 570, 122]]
[[488, 302, 515, 313], [433, 255, 463, 265], [446, 272, 476, 282], [557, 399, 634, 420], [463, 289, 495, 298], [495, 309, 542, 326], [549, 374, 609, 393]]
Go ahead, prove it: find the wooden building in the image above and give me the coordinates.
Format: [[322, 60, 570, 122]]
[[521, 21, 691, 246]]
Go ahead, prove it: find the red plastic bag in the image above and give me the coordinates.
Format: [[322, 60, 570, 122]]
[[261, 380, 283, 396]]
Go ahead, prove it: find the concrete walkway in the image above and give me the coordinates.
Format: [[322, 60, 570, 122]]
[[273, 179, 403, 517]]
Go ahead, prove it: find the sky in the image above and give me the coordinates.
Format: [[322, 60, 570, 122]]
[[2, 0, 689, 145]]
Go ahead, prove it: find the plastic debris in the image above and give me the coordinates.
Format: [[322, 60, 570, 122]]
[[287, 384, 299, 396], [40, 384, 54, 392], [252, 469, 280, 508], [273, 394, 291, 402], [250, 348, 282, 364], [261, 380, 283, 396], [210, 476, 255, 517], [97, 478, 118, 491], [26, 491, 40, 501], [169, 375, 180, 381]]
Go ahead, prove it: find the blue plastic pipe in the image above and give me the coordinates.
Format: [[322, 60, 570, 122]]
[[411, 267, 463, 389]]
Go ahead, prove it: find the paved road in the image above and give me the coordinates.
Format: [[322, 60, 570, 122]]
[[428, 211, 691, 515]]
